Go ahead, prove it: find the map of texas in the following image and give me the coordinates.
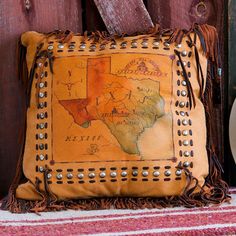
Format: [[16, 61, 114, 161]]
[[58, 57, 165, 155]]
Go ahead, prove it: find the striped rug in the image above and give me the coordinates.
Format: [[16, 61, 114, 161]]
[[1, 188, 236, 236]]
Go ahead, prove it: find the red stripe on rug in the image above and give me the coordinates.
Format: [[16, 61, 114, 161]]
[[1, 205, 234, 224], [1, 209, 236, 235], [144, 226, 236, 236]]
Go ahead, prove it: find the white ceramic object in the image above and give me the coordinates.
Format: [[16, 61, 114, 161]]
[[229, 98, 236, 164]]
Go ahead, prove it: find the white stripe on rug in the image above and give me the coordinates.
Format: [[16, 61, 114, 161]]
[[1, 208, 235, 227], [84, 223, 236, 236], [2, 205, 236, 224]]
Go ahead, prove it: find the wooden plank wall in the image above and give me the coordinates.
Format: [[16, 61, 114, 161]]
[[147, 0, 224, 30], [0, 0, 82, 198], [0, 0, 227, 197], [93, 0, 153, 34]]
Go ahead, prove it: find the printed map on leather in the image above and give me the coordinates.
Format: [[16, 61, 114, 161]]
[[16, 30, 209, 201]]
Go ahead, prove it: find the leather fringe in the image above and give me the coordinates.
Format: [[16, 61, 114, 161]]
[[1, 24, 230, 213]]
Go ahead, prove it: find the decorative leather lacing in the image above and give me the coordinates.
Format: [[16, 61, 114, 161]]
[[174, 49, 196, 110], [186, 32, 205, 100]]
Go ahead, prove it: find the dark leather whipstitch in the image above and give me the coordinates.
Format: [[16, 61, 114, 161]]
[[185, 33, 204, 99], [174, 49, 196, 109]]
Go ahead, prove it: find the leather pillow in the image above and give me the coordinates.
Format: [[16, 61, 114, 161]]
[[3, 24, 230, 213]]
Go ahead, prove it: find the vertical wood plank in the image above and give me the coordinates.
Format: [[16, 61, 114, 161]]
[[93, 0, 153, 34], [147, 0, 224, 30], [146, 0, 173, 29], [0, 0, 82, 198]]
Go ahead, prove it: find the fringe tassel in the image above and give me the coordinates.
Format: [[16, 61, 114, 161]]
[[200, 63, 230, 205], [1, 24, 230, 213]]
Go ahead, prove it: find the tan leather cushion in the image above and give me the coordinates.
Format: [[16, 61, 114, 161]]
[[16, 31, 208, 201]]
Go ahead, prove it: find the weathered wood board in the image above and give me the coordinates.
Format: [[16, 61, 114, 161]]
[[147, 0, 224, 30], [0, 0, 82, 198], [93, 0, 153, 34]]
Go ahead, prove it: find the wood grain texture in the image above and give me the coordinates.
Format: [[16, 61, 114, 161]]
[[0, 0, 82, 198], [147, 0, 223, 30], [93, 0, 153, 34], [146, 0, 172, 29]]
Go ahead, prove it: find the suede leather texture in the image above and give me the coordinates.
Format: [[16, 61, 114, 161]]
[[16, 31, 208, 200]]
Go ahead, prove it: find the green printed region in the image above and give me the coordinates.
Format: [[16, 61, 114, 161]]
[[96, 79, 165, 155]]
